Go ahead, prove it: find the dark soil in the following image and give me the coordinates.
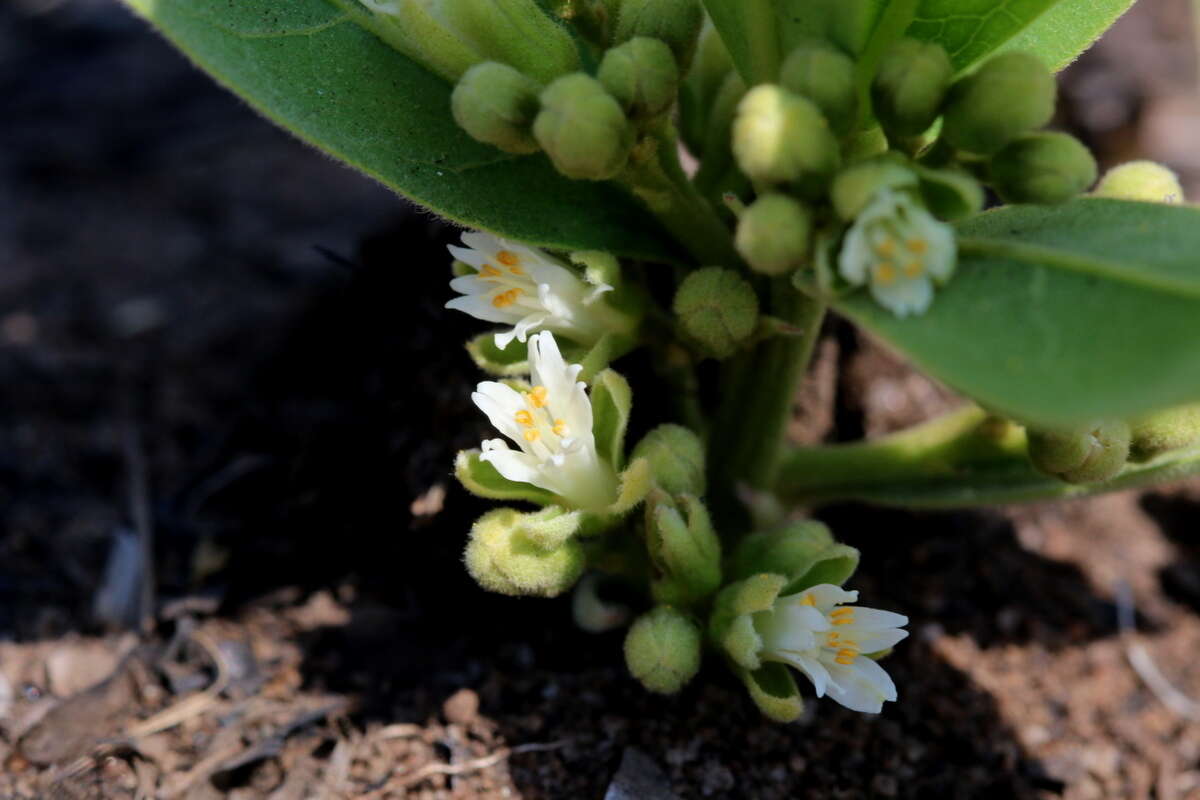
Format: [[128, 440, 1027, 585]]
[[3, 1, 1200, 798]]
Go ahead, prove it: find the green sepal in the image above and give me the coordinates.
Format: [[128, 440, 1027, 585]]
[[577, 333, 636, 384], [708, 573, 787, 670], [914, 164, 984, 221], [591, 368, 633, 470], [646, 492, 722, 607], [570, 250, 623, 290], [735, 662, 804, 723], [729, 521, 861, 595], [464, 506, 585, 597], [466, 334, 531, 377], [610, 457, 654, 516], [454, 449, 560, 506]]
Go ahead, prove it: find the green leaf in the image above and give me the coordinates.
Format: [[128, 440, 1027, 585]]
[[121, 0, 678, 260], [833, 199, 1200, 428], [907, 0, 1134, 74]]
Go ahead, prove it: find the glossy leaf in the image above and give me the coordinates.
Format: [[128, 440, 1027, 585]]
[[907, 0, 1134, 74], [121, 0, 678, 260], [834, 199, 1200, 428]]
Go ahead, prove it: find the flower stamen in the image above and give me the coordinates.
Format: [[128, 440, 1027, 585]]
[[528, 385, 549, 408]]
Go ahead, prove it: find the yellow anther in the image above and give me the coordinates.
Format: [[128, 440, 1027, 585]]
[[497, 250, 520, 267], [834, 647, 858, 665], [528, 386, 549, 408], [874, 262, 897, 286], [906, 238, 928, 255], [800, 594, 816, 606], [903, 261, 923, 278], [491, 288, 522, 308], [514, 410, 534, 427], [874, 239, 897, 258], [523, 429, 541, 442], [830, 607, 853, 617], [479, 264, 502, 277], [509, 263, 524, 276], [552, 419, 567, 436], [830, 608, 855, 626]]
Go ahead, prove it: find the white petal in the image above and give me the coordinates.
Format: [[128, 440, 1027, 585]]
[[777, 652, 833, 698], [528, 333, 594, 440], [843, 626, 909, 654], [870, 274, 933, 317], [921, 217, 957, 283], [446, 295, 522, 324], [844, 607, 908, 631], [448, 244, 490, 270], [783, 584, 858, 612], [472, 382, 528, 445], [823, 656, 897, 713], [479, 445, 546, 488], [838, 222, 874, 285], [448, 275, 491, 295], [460, 231, 503, 254]]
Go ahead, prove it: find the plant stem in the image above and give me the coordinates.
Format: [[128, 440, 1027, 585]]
[[774, 406, 1200, 509], [708, 281, 825, 527]]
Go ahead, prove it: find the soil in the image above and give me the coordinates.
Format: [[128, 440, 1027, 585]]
[[3, 1, 1200, 798]]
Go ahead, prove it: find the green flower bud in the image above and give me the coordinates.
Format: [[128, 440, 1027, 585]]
[[598, 37, 680, 120], [780, 41, 859, 135], [613, 0, 703, 71], [871, 38, 953, 140], [729, 520, 859, 593], [624, 606, 702, 694], [631, 424, 706, 496], [673, 267, 759, 359], [1094, 160, 1186, 204], [645, 492, 722, 606], [830, 155, 918, 220], [732, 85, 840, 196], [438, 0, 580, 84], [988, 132, 1098, 204], [534, 73, 635, 180], [464, 507, 585, 596], [735, 194, 813, 275], [451, 62, 541, 155], [1129, 404, 1200, 462], [1027, 420, 1131, 484], [942, 52, 1055, 155]]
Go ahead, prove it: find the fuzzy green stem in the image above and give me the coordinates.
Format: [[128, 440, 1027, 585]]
[[774, 406, 1200, 509]]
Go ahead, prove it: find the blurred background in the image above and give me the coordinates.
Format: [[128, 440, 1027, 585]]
[[2, 0, 1200, 797]]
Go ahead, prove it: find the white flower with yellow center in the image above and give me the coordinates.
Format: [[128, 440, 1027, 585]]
[[472, 332, 619, 511], [838, 189, 956, 318], [446, 232, 615, 350], [755, 583, 908, 714]]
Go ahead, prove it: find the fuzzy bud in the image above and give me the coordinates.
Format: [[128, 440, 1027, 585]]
[[534, 73, 634, 180], [729, 520, 859, 592], [1129, 404, 1200, 462], [735, 194, 813, 275], [871, 38, 953, 140], [613, 0, 703, 71], [624, 606, 702, 694], [451, 62, 541, 154], [1027, 420, 1131, 484], [631, 424, 706, 496], [780, 41, 859, 135], [830, 156, 918, 220], [464, 508, 585, 597], [942, 52, 1055, 155], [673, 267, 759, 359], [988, 132, 1097, 204], [645, 492, 721, 606], [598, 37, 680, 120], [732, 85, 840, 196], [1094, 161, 1186, 204]]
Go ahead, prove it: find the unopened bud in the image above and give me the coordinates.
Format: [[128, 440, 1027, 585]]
[[943, 52, 1055, 154], [451, 62, 541, 154], [624, 606, 702, 694], [988, 132, 1097, 204], [1094, 160, 1186, 204], [631, 424, 706, 496], [673, 267, 759, 359], [830, 155, 918, 220], [613, 0, 703, 71], [1027, 420, 1131, 484], [729, 520, 859, 592], [780, 41, 858, 135], [871, 38, 952, 140], [732, 85, 840, 196], [598, 37, 679, 120], [1129, 404, 1200, 461], [735, 194, 813, 275], [645, 492, 721, 606], [464, 508, 585, 596], [534, 73, 634, 180]]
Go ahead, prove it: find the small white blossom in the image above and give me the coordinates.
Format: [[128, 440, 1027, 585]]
[[446, 232, 614, 350], [755, 583, 909, 714], [472, 332, 618, 511], [838, 189, 956, 318]]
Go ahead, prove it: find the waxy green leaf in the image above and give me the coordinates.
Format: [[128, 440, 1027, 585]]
[[121, 0, 678, 260], [834, 199, 1200, 428]]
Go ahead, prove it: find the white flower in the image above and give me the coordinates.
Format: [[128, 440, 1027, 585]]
[[838, 189, 956, 318], [755, 583, 909, 714], [472, 332, 618, 511], [446, 232, 615, 350]]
